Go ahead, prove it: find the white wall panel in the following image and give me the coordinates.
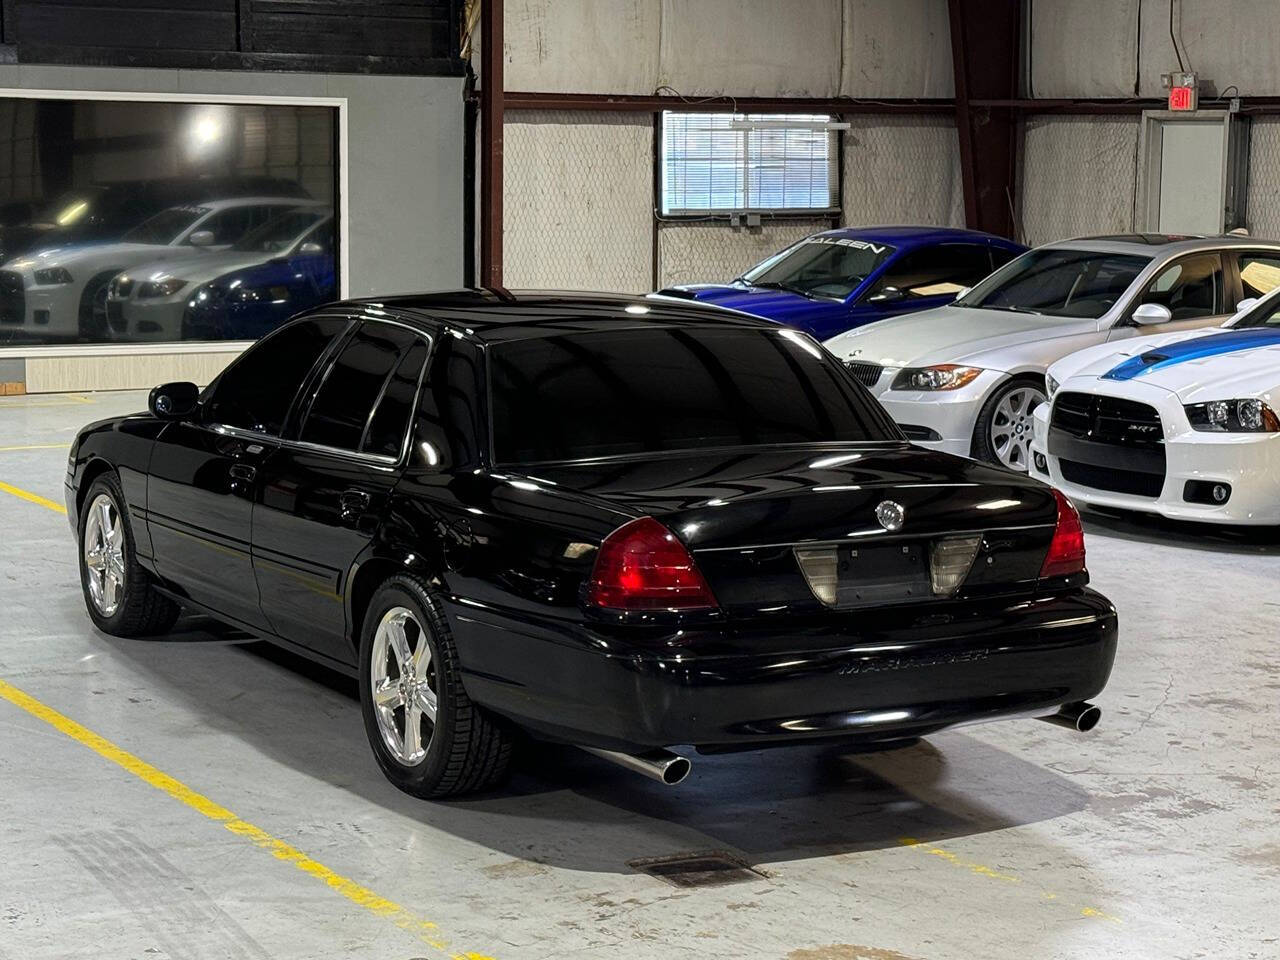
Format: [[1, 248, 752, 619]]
[[1021, 116, 1139, 245], [1139, 0, 1280, 97], [659, 0, 842, 97], [840, 0, 953, 98], [504, 0, 661, 95], [504, 111, 654, 293], [842, 116, 964, 227], [1029, 0, 1138, 98], [25, 350, 239, 394], [656, 219, 829, 288]]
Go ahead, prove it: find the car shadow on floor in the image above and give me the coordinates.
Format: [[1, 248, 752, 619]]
[[107, 618, 1092, 875], [1082, 506, 1280, 554]]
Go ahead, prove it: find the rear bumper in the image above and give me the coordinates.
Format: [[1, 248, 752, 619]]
[[449, 589, 1118, 752]]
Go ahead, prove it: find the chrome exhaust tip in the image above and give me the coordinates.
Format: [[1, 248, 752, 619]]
[[581, 746, 692, 785], [1038, 701, 1101, 733]]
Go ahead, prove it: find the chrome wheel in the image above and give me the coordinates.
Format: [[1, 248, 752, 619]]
[[989, 384, 1046, 472], [369, 607, 438, 765], [83, 493, 126, 617]]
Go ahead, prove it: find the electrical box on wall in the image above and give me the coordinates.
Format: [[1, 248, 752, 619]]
[[1138, 110, 1251, 235]]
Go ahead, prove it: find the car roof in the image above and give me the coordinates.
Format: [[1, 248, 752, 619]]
[[812, 225, 1020, 247], [1046, 233, 1280, 256], [199, 196, 325, 211], [347, 289, 780, 343]]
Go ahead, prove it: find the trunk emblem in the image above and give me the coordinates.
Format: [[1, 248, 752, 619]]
[[875, 500, 905, 531]]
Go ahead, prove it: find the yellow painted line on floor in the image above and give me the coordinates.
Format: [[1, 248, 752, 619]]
[[0, 443, 69, 452], [897, 837, 1121, 923], [0, 479, 66, 515], [0, 677, 494, 960]]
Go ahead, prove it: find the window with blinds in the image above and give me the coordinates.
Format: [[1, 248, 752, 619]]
[[660, 112, 840, 216]]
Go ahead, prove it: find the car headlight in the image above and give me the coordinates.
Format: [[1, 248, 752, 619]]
[[891, 365, 983, 391], [138, 277, 188, 298], [1185, 398, 1280, 433], [33, 267, 72, 285], [1046, 373, 1060, 399]]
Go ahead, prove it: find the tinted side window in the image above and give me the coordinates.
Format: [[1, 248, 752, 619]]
[[1238, 253, 1280, 299], [204, 317, 347, 435], [990, 245, 1020, 270], [413, 335, 485, 470], [870, 245, 993, 300], [1137, 253, 1224, 320], [363, 338, 430, 458], [300, 323, 418, 452]]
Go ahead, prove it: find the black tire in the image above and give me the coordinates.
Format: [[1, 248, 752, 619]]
[[77, 472, 181, 637], [970, 374, 1047, 472], [78, 269, 123, 340], [358, 574, 513, 798]]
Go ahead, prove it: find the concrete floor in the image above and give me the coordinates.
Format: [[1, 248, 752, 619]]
[[1, 389, 1277, 960]]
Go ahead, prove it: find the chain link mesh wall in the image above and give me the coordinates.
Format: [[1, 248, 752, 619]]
[[656, 218, 830, 287], [1020, 116, 1139, 245], [504, 110, 654, 293], [1247, 118, 1280, 239], [842, 115, 964, 227]]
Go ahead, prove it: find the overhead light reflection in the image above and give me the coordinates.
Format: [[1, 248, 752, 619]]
[[779, 329, 823, 359], [810, 453, 863, 469]]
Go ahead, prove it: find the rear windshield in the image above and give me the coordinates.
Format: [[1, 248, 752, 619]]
[[489, 327, 899, 464]]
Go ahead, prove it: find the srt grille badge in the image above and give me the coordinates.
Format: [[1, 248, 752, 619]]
[[875, 500, 905, 532]]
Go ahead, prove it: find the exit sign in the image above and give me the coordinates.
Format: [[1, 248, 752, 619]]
[[1169, 86, 1196, 111]]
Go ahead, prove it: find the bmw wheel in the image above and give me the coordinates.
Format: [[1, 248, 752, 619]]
[[358, 574, 513, 798], [971, 376, 1047, 472], [78, 472, 180, 636]]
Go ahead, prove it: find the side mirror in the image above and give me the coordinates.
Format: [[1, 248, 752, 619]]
[[953, 286, 971, 302], [148, 381, 199, 420], [868, 286, 905, 303], [298, 241, 324, 255], [188, 230, 215, 248], [1132, 302, 1173, 326], [1235, 297, 1260, 315]]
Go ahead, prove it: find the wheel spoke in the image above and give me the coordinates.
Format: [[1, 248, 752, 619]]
[[85, 546, 106, 572], [412, 637, 432, 680], [97, 498, 114, 543], [402, 702, 423, 758], [415, 686, 438, 723], [373, 678, 403, 710], [385, 617, 412, 676], [102, 570, 119, 609]]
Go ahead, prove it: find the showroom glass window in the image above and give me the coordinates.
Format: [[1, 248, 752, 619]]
[[0, 98, 337, 347], [660, 112, 840, 214]]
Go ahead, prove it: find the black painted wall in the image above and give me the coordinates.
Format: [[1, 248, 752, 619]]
[[0, 0, 465, 75]]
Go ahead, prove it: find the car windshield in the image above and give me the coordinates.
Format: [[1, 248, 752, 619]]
[[121, 206, 208, 244], [233, 209, 325, 252], [1233, 294, 1280, 328], [956, 248, 1151, 319], [490, 327, 899, 463], [739, 236, 897, 300]]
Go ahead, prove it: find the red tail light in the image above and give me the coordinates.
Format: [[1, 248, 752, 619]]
[[586, 517, 718, 611], [1040, 489, 1086, 578]]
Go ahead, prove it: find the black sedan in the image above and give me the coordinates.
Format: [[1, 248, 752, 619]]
[[66, 291, 1117, 798]]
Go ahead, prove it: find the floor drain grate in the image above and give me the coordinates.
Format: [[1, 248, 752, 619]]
[[628, 851, 766, 888]]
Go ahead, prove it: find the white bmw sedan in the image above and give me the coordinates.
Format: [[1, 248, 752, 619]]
[[1029, 288, 1280, 525], [823, 235, 1280, 471]]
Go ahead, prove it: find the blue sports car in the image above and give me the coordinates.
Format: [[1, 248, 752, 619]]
[[181, 218, 335, 340], [659, 226, 1026, 342]]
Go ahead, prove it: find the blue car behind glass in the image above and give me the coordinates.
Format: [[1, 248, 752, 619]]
[[658, 225, 1027, 342], [183, 237, 336, 341]]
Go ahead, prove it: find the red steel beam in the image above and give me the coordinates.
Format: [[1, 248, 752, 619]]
[[948, 0, 1021, 238], [479, 0, 503, 288], [501, 91, 956, 114]]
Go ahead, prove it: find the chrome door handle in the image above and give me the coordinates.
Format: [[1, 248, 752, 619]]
[[229, 464, 257, 482], [340, 489, 372, 520]]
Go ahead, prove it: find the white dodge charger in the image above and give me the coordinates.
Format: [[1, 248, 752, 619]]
[[823, 235, 1280, 472], [1030, 288, 1280, 525]]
